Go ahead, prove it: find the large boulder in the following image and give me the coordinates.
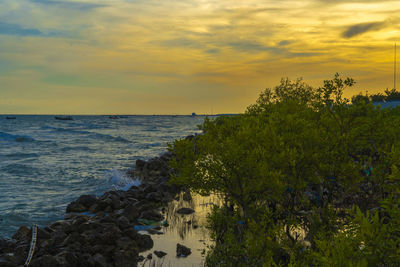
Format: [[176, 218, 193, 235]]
[[12, 226, 31, 243], [76, 195, 97, 208], [135, 234, 153, 252]]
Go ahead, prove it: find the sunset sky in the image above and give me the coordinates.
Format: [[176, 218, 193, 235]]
[[0, 0, 399, 114]]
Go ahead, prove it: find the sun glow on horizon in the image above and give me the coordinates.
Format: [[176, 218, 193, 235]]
[[0, 0, 399, 114]]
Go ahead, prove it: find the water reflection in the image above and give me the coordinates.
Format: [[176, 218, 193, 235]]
[[139, 192, 222, 267]]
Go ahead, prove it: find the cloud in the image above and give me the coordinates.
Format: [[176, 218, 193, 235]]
[[0, 22, 44, 36], [227, 41, 282, 54], [159, 38, 203, 49], [205, 48, 220, 54], [278, 40, 291, 46], [342, 21, 386, 38], [30, 0, 107, 10]]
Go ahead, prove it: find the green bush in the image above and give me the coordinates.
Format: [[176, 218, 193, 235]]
[[169, 74, 400, 266]]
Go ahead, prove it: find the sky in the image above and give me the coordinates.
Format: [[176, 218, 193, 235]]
[[0, 0, 399, 114]]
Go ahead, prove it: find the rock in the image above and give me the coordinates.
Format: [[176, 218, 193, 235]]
[[135, 159, 146, 171], [76, 195, 97, 208], [113, 244, 138, 267], [117, 216, 131, 230], [50, 231, 67, 246], [66, 202, 87, 213], [116, 237, 132, 249], [12, 226, 31, 243], [154, 250, 167, 258], [146, 253, 152, 260], [110, 194, 121, 210], [137, 255, 144, 262], [139, 210, 163, 221], [135, 234, 153, 252], [0, 258, 15, 267], [30, 255, 60, 267], [37, 228, 51, 241], [177, 208, 195, 215], [145, 192, 163, 202], [123, 228, 138, 240], [58, 251, 80, 266], [100, 225, 121, 246], [123, 204, 139, 222], [90, 253, 107, 267], [176, 243, 191, 257], [88, 204, 98, 213]]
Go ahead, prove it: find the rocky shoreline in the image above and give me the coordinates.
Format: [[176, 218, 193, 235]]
[[0, 151, 193, 267]]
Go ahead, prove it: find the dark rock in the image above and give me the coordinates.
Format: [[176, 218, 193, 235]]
[[116, 237, 133, 249], [142, 185, 157, 194], [12, 226, 31, 243], [100, 225, 121, 245], [58, 251, 80, 266], [154, 250, 167, 258], [50, 220, 71, 231], [76, 195, 97, 208], [30, 255, 61, 267], [137, 255, 145, 262], [66, 202, 87, 213], [117, 216, 131, 230], [145, 192, 163, 202], [123, 204, 139, 222], [177, 208, 195, 215], [0, 258, 15, 267], [135, 159, 146, 171], [88, 204, 98, 213], [50, 231, 67, 246], [110, 194, 121, 210], [90, 253, 107, 267], [139, 210, 163, 221], [113, 244, 138, 267], [72, 216, 88, 227], [126, 188, 143, 199], [123, 228, 138, 240], [37, 228, 51, 241], [135, 234, 153, 252], [176, 243, 191, 257], [146, 253, 152, 260]]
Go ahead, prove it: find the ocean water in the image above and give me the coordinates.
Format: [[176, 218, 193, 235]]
[[0, 115, 207, 239]]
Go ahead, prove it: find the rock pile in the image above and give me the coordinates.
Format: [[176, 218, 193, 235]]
[[0, 152, 186, 267]]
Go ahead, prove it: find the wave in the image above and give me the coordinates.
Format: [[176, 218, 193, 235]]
[[60, 146, 94, 152], [0, 131, 35, 142], [4, 152, 39, 159], [1, 163, 41, 175], [41, 127, 130, 143], [105, 169, 141, 191]]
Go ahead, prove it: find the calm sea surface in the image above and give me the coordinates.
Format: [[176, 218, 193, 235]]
[[0, 115, 207, 239]]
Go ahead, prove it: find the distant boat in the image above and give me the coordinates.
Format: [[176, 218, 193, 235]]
[[5, 116, 16, 119], [109, 115, 120, 119], [191, 112, 197, 116], [55, 116, 73, 121]]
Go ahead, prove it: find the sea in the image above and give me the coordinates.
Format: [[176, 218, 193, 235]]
[[0, 115, 208, 239]]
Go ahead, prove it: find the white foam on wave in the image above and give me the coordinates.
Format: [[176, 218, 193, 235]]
[[106, 169, 141, 191]]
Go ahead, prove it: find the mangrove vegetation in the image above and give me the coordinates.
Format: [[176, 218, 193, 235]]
[[169, 74, 400, 266]]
